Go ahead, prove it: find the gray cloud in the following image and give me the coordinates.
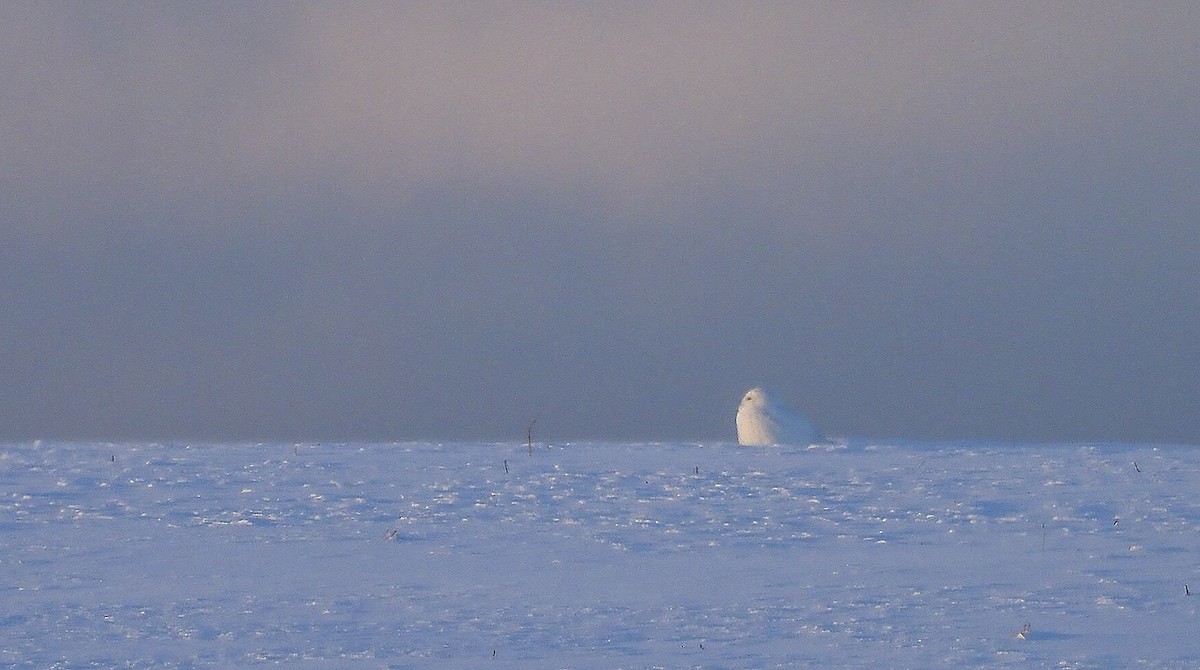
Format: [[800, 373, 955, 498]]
[[2, 4, 1198, 442]]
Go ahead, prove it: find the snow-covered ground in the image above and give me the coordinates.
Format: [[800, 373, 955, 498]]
[[3, 439, 1199, 668]]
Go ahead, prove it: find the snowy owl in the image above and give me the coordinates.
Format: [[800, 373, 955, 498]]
[[736, 388, 821, 446]]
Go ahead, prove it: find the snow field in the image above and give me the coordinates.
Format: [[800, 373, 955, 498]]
[[2, 440, 1199, 668]]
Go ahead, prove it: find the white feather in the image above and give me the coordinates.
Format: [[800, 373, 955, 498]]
[[736, 387, 821, 446]]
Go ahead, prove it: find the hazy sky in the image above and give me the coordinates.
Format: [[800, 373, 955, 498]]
[[3, 3, 1198, 443]]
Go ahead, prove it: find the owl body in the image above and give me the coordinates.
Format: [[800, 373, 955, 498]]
[[736, 388, 820, 446]]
